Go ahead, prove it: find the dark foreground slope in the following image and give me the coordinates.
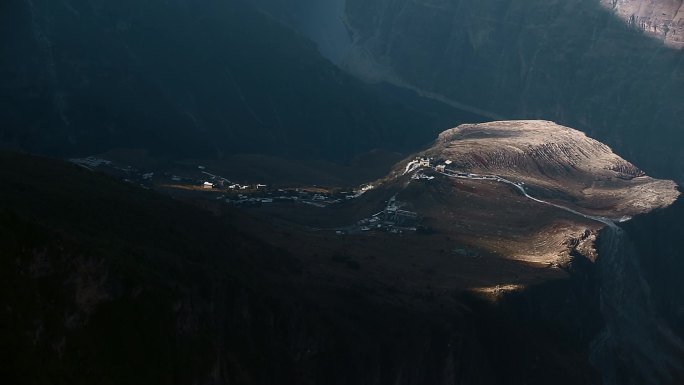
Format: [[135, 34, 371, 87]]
[[591, 195, 684, 385], [0, 152, 604, 384], [0, 152, 302, 383], [624, 197, 684, 342], [0, 0, 468, 161]]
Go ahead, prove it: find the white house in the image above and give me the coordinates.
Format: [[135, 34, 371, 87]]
[[418, 157, 431, 167]]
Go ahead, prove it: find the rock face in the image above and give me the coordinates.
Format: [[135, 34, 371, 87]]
[[251, 0, 353, 64], [600, 0, 684, 48], [601, 196, 684, 384]]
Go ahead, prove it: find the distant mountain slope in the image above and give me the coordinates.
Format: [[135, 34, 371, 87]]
[[600, 0, 684, 48], [250, 0, 352, 65], [0, 0, 462, 160], [342, 0, 684, 182]]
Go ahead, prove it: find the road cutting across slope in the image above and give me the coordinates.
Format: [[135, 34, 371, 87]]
[[435, 169, 624, 229]]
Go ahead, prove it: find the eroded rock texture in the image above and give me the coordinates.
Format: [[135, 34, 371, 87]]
[[600, 0, 684, 48]]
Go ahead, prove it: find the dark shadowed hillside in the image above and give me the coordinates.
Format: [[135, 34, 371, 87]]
[[618, 194, 684, 352], [627, 198, 684, 338], [590, 195, 684, 385], [0, 153, 607, 384], [0, 0, 472, 161]]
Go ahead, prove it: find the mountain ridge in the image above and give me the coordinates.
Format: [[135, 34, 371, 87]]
[[0, 0, 471, 161]]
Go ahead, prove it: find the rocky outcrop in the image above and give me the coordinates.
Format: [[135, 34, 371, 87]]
[[600, 0, 684, 48], [428, 120, 679, 217], [592, 224, 684, 385]]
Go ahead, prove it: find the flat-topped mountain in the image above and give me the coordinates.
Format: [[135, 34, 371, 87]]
[[425, 120, 679, 217], [362, 120, 680, 264], [249, 120, 678, 266]]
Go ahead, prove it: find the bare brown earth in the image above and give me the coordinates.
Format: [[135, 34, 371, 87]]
[[398, 173, 601, 265], [420, 120, 679, 217]]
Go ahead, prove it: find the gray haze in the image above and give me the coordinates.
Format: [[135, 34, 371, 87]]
[[299, 0, 351, 64], [255, 0, 352, 65]]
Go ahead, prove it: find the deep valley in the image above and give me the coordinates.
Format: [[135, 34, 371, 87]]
[[3, 1, 684, 384]]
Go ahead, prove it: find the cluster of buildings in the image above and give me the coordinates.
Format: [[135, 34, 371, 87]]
[[190, 166, 370, 209], [340, 196, 419, 235], [404, 156, 457, 176], [222, 194, 275, 206], [69, 157, 154, 189], [197, 169, 257, 191], [424, 157, 454, 173], [200, 180, 254, 190], [69, 157, 112, 169], [224, 188, 352, 208]]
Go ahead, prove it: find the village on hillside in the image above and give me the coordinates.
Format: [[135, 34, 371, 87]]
[[69, 155, 481, 236], [68, 156, 360, 207]]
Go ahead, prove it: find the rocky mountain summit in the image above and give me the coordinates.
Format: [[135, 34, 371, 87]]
[[373, 120, 679, 264], [427, 120, 679, 216], [600, 0, 684, 48]]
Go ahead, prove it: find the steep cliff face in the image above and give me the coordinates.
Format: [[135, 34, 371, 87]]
[[343, 0, 684, 182], [0, 153, 488, 384], [592, 201, 684, 385], [600, 0, 684, 48]]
